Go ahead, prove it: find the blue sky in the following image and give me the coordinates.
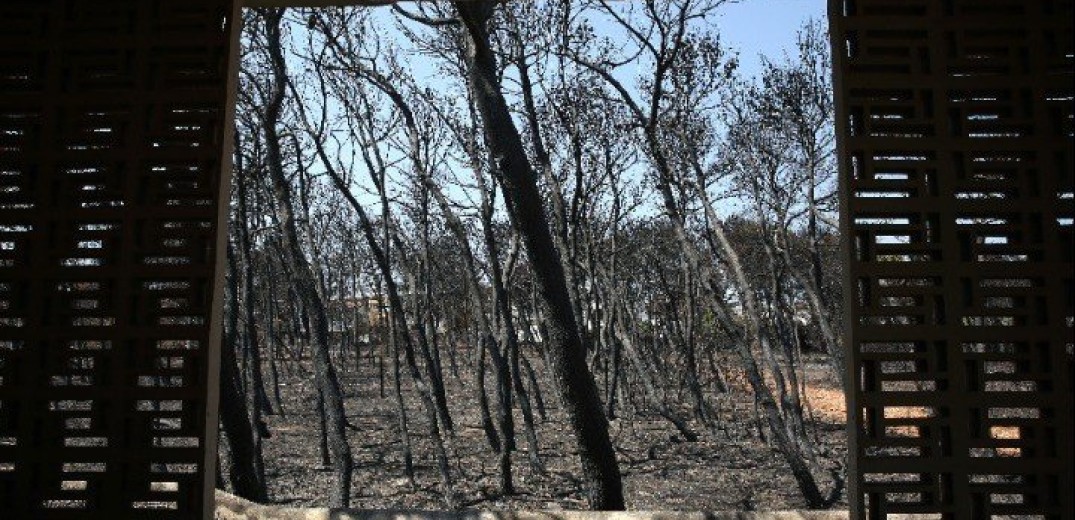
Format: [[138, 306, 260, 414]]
[[277, 1, 831, 216], [288, 1, 829, 92], [717, 0, 827, 77]]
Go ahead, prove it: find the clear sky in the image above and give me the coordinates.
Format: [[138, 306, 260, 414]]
[[275, 0, 833, 214], [716, 0, 827, 77]]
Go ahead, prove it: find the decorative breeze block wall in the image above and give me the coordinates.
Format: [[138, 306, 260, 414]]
[[0, 1, 236, 518], [832, 0, 1074, 518]]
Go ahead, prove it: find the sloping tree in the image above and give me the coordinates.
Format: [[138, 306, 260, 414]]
[[452, 0, 625, 509], [246, 8, 353, 507], [561, 0, 842, 507]]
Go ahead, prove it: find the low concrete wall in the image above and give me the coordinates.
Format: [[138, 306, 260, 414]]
[[215, 491, 849, 520]]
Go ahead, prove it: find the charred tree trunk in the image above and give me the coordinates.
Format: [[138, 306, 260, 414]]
[[521, 355, 546, 421], [388, 299, 415, 484], [605, 326, 620, 420], [479, 193, 516, 494], [407, 269, 455, 435], [607, 302, 698, 443], [453, 1, 623, 509], [265, 293, 287, 414], [418, 195, 451, 432], [476, 334, 502, 453], [315, 389, 330, 468], [220, 245, 268, 502], [258, 8, 352, 507], [289, 79, 454, 504], [234, 130, 275, 417]]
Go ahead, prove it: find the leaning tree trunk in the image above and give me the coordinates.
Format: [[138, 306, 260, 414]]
[[477, 183, 517, 494], [258, 8, 352, 507], [693, 176, 841, 509], [264, 290, 286, 414], [453, 1, 623, 509], [220, 245, 268, 502], [476, 334, 502, 453], [606, 299, 698, 443], [287, 73, 454, 505], [388, 299, 415, 483], [234, 131, 275, 417], [315, 390, 330, 468], [416, 189, 454, 433], [521, 355, 546, 421]]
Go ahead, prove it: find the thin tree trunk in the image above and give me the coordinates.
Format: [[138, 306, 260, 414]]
[[259, 9, 352, 506], [605, 325, 620, 420], [287, 68, 454, 506], [454, 2, 623, 508], [265, 294, 285, 416], [476, 334, 502, 453], [407, 270, 455, 434], [235, 130, 274, 417], [220, 245, 268, 502], [388, 300, 415, 484], [607, 303, 698, 442], [521, 355, 546, 422], [378, 322, 386, 399], [481, 201, 517, 495], [446, 330, 460, 380], [681, 263, 714, 427], [418, 195, 450, 427], [315, 389, 330, 468]]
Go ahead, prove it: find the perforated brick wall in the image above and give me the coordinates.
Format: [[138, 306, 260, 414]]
[[831, 0, 1074, 518], [0, 1, 237, 517]]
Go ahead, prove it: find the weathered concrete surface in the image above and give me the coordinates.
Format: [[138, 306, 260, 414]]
[[215, 491, 850, 520]]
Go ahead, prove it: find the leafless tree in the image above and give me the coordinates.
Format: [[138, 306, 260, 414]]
[[244, 8, 353, 507]]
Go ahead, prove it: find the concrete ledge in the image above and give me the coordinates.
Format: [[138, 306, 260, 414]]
[[215, 491, 849, 520]]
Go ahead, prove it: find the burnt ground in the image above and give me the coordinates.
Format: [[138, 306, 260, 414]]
[[219, 350, 848, 512]]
